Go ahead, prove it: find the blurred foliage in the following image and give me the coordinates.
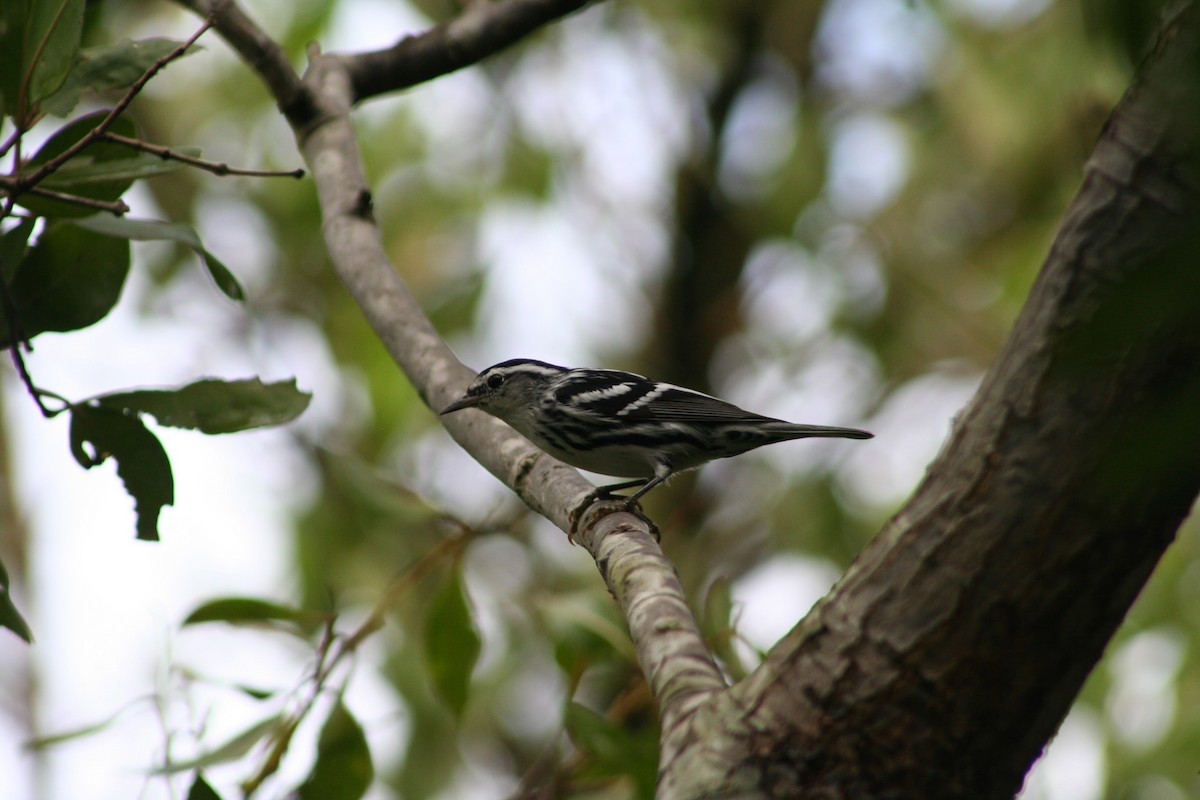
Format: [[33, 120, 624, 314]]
[[2, 0, 1198, 798], [0, 1, 310, 606]]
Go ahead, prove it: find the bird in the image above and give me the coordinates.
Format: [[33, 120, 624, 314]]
[[440, 358, 873, 509]]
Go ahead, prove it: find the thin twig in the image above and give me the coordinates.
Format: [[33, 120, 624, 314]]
[[0, 19, 211, 416], [240, 524, 476, 796], [342, 521, 474, 651], [176, 0, 312, 126], [240, 612, 342, 798], [10, 18, 214, 201], [0, 195, 51, 417], [0, 181, 131, 215], [0, 318, 52, 417], [0, 128, 22, 162], [98, 131, 305, 178]]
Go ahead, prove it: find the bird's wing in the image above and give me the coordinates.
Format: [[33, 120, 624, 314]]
[[628, 386, 769, 423], [554, 370, 771, 423], [552, 370, 871, 439]]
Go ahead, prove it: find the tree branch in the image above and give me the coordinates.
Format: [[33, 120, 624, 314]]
[[657, 4, 1200, 797], [344, 0, 594, 102], [174, 0, 313, 126], [12, 21, 213, 197], [0, 180, 130, 214], [98, 131, 305, 178], [297, 49, 726, 714]]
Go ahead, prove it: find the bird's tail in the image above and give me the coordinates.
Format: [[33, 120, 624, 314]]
[[769, 423, 873, 440]]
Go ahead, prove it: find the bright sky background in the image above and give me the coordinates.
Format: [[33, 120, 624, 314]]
[[0, 0, 1145, 798]]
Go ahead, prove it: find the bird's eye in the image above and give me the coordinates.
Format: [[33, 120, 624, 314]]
[[486, 374, 505, 390]]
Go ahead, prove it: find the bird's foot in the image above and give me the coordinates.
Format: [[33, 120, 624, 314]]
[[568, 490, 659, 544]]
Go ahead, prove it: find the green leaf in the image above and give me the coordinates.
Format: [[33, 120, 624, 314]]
[[29, 111, 131, 163], [0, 221, 130, 347], [540, 596, 637, 664], [702, 576, 749, 680], [95, 377, 311, 435], [564, 701, 658, 795], [69, 404, 174, 541], [0, 2, 25, 120], [71, 214, 244, 300], [24, 0, 84, 110], [152, 715, 282, 775], [295, 701, 374, 800], [42, 37, 191, 118], [27, 709, 126, 750], [182, 596, 330, 636], [233, 685, 277, 701], [0, 217, 36, 283], [424, 566, 481, 718], [41, 149, 187, 188], [0, 0, 86, 124], [0, 556, 33, 643], [564, 702, 627, 764], [19, 112, 140, 217], [186, 774, 224, 800]]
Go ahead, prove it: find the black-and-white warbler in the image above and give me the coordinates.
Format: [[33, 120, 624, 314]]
[[441, 359, 873, 506]]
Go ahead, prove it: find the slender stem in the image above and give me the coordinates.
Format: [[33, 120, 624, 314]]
[[0, 180, 130, 215], [0, 196, 52, 417], [9, 19, 214, 202], [241, 523, 476, 795], [0, 127, 22, 162], [98, 132, 305, 178]]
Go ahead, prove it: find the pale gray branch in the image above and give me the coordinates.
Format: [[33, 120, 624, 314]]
[[180, 0, 725, 746]]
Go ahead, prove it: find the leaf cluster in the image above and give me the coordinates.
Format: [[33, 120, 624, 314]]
[[0, 3, 308, 642]]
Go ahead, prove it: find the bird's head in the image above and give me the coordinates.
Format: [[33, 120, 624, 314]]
[[440, 359, 566, 420]]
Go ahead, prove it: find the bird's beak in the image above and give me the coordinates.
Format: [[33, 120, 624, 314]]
[[440, 394, 480, 415]]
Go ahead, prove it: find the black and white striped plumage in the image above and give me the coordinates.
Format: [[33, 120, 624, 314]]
[[441, 359, 873, 506]]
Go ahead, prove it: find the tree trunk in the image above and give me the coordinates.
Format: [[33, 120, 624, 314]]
[[657, 4, 1200, 797]]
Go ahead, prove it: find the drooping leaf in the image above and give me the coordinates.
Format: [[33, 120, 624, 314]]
[[0, 221, 129, 347], [295, 701, 374, 800], [151, 715, 282, 775], [185, 774, 224, 800], [95, 378, 311, 435], [182, 596, 330, 636], [71, 213, 244, 300], [26, 709, 126, 750], [423, 565, 481, 718], [19, 112, 140, 217], [0, 556, 33, 643], [69, 404, 174, 541], [42, 37, 192, 118]]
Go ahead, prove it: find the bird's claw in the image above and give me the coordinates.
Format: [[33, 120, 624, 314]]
[[568, 490, 659, 544]]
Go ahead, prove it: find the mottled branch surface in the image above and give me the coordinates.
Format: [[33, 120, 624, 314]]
[[655, 5, 1200, 799], [181, 0, 725, 761]]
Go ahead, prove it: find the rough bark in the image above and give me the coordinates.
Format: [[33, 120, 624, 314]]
[[182, 1, 1200, 798], [657, 5, 1200, 798]]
